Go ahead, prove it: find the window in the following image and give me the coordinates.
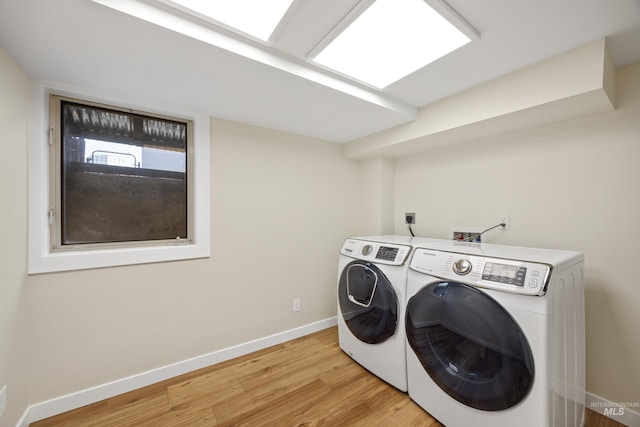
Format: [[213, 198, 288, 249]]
[[28, 83, 210, 274], [49, 94, 193, 251], [49, 95, 193, 251]]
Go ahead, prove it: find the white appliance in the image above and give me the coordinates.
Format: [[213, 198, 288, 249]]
[[405, 241, 585, 427], [337, 235, 444, 391]]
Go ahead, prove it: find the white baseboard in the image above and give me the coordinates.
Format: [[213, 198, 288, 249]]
[[17, 317, 337, 427], [586, 391, 640, 427]]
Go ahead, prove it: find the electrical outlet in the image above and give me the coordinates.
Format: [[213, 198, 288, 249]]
[[499, 214, 510, 230], [0, 385, 6, 417], [293, 298, 301, 312], [405, 212, 415, 224]]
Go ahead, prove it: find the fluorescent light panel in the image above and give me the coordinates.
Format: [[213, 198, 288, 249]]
[[166, 0, 294, 41], [312, 0, 472, 89]]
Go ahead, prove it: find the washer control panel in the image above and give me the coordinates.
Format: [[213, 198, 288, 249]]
[[410, 248, 551, 295], [341, 239, 411, 266]]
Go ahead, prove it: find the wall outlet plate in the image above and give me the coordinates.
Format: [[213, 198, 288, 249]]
[[405, 212, 415, 224], [293, 298, 301, 312], [499, 214, 510, 230]]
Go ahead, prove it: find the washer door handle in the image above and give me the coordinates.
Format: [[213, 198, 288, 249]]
[[346, 264, 378, 308]]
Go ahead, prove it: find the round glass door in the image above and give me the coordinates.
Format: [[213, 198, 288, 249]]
[[406, 281, 534, 411], [338, 261, 398, 344]]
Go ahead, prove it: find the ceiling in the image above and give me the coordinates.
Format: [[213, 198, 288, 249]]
[[1, 0, 639, 142]]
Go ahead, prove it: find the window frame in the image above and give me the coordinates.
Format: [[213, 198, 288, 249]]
[[49, 94, 194, 251], [28, 82, 210, 274]]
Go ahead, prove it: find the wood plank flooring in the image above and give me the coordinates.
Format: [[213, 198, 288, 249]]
[[32, 327, 623, 426]]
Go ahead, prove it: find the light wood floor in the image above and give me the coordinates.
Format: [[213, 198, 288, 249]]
[[32, 327, 623, 427]]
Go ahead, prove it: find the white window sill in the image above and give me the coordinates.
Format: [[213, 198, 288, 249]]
[[29, 243, 209, 274]]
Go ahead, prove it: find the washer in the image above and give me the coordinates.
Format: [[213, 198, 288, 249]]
[[338, 236, 444, 391], [405, 241, 585, 427]]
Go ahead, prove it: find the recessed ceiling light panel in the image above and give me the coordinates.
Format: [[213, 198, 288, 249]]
[[165, 0, 295, 41], [311, 0, 476, 89]]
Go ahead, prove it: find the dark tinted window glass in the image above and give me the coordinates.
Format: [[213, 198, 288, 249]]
[[60, 101, 188, 245]]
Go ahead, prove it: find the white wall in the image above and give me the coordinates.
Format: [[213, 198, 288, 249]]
[[26, 118, 361, 403], [0, 48, 29, 427], [356, 157, 396, 235], [393, 63, 640, 404], [345, 40, 615, 159]]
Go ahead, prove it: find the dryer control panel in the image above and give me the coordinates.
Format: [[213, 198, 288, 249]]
[[409, 248, 551, 295], [341, 239, 412, 266]]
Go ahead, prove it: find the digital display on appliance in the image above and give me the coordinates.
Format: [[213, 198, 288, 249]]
[[488, 264, 518, 279], [376, 246, 399, 261], [482, 262, 527, 286]]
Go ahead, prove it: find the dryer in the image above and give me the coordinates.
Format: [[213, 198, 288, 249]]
[[405, 241, 585, 427], [337, 235, 443, 391]]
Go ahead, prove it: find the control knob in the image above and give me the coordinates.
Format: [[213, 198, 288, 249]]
[[452, 259, 472, 275]]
